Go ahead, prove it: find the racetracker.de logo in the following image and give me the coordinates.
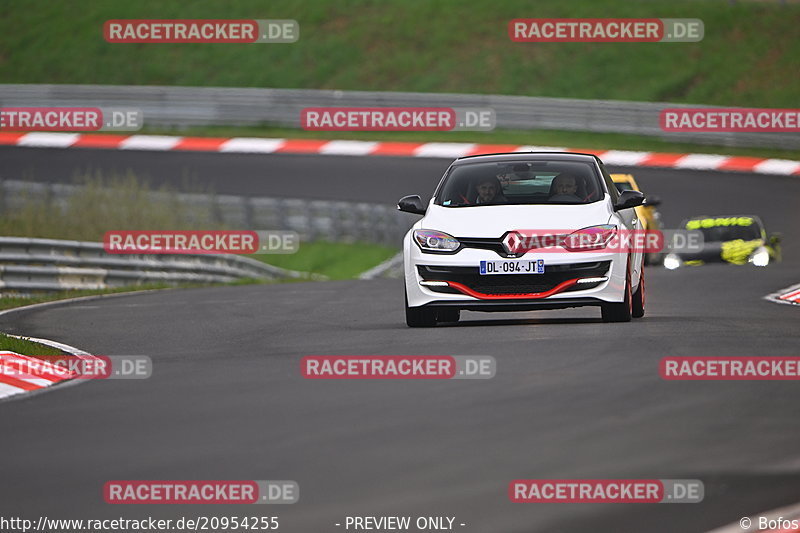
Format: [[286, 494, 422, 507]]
[[0, 107, 142, 132], [104, 19, 299, 43], [104, 231, 259, 254], [509, 18, 703, 43], [301, 107, 495, 132], [661, 108, 800, 132], [509, 479, 704, 503], [104, 481, 299, 504], [0, 355, 151, 380], [301, 356, 495, 379], [660, 357, 800, 380], [499, 229, 703, 254]]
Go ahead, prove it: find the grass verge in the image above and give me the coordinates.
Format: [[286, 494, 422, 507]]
[[1, 0, 798, 108], [0, 284, 178, 312], [0, 332, 67, 356], [0, 173, 214, 242], [251, 241, 398, 280], [0, 240, 399, 312]]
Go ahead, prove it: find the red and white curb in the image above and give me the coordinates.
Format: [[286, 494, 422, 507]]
[[0, 351, 75, 400], [0, 337, 93, 401], [1, 132, 799, 175], [765, 283, 800, 306]]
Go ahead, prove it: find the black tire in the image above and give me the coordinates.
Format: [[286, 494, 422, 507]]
[[405, 292, 437, 327], [436, 308, 460, 323], [632, 268, 645, 318], [601, 264, 633, 323]]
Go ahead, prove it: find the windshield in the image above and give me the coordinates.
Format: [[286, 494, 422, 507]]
[[435, 161, 603, 206], [685, 217, 763, 242]]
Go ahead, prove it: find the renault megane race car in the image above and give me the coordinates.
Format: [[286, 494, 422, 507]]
[[398, 153, 647, 327]]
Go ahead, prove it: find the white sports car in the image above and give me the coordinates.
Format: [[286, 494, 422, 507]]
[[399, 152, 646, 327]]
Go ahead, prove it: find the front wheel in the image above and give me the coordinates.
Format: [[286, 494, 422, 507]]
[[601, 266, 633, 323], [405, 291, 437, 327]]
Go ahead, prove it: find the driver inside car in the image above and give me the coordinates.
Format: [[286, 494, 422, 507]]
[[549, 173, 581, 202], [475, 176, 507, 204]]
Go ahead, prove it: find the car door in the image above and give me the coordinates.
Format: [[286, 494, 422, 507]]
[[599, 162, 643, 275]]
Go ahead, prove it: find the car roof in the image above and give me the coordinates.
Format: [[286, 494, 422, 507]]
[[452, 152, 601, 166]]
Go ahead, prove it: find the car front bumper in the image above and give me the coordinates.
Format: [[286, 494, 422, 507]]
[[404, 233, 629, 310]]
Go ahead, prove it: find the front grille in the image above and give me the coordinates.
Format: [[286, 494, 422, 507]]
[[418, 261, 610, 296], [458, 234, 569, 258]]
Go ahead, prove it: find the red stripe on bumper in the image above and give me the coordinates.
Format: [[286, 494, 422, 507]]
[[444, 278, 580, 300]]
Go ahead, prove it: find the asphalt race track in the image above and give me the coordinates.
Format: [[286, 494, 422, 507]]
[[1, 146, 799, 533]]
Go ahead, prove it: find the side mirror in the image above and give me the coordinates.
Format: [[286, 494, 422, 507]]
[[644, 195, 661, 207], [769, 232, 782, 245], [614, 190, 645, 211], [397, 195, 426, 215]]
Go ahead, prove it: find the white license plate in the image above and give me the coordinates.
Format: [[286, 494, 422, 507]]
[[479, 259, 544, 275]]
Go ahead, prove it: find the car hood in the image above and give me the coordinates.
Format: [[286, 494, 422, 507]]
[[419, 201, 613, 238]]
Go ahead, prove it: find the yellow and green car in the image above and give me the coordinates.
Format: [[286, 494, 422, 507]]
[[664, 215, 781, 269]]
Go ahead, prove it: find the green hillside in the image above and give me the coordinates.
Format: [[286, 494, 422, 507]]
[[1, 0, 798, 106]]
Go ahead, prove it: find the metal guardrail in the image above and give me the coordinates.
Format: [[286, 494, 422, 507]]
[[0, 178, 414, 292], [0, 179, 414, 247], [1, 84, 797, 150], [0, 236, 304, 294], [358, 252, 404, 280]]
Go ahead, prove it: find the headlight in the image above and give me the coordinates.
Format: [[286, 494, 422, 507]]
[[663, 253, 682, 270], [749, 246, 770, 267], [413, 229, 460, 253], [562, 225, 617, 251]]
